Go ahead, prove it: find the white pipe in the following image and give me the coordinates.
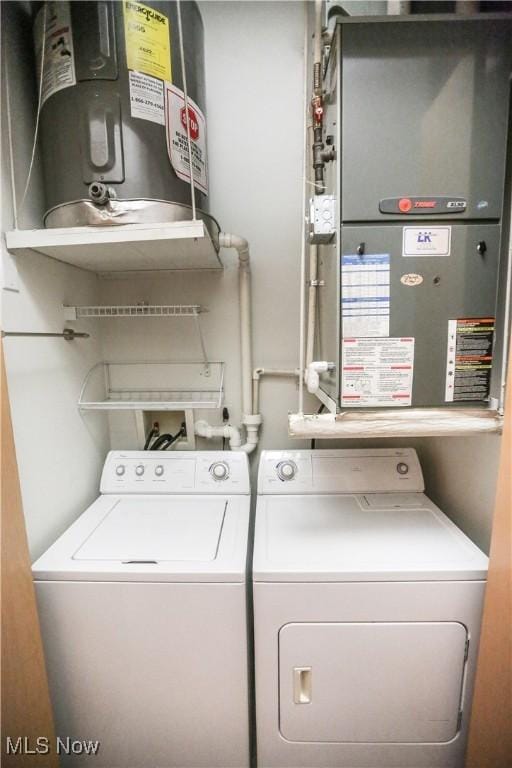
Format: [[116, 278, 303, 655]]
[[305, 360, 334, 394], [314, 0, 322, 72], [252, 367, 300, 414], [305, 244, 318, 367], [194, 420, 242, 449], [219, 232, 252, 418], [298, 4, 309, 416], [196, 233, 261, 455]]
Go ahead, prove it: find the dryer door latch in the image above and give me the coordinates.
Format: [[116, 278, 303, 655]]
[[293, 667, 312, 704]]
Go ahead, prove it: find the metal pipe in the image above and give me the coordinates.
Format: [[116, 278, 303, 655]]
[[1, 329, 90, 340], [312, 0, 325, 194]]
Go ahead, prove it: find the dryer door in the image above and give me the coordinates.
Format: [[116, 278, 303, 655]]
[[279, 621, 467, 744]]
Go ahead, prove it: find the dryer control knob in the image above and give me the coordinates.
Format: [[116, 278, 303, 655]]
[[210, 461, 229, 481], [115, 464, 125, 476], [277, 460, 297, 481], [397, 462, 409, 475], [135, 464, 145, 476], [155, 465, 164, 477]]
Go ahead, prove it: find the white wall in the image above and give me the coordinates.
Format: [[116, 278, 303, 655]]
[[1, 2, 109, 561], [100, 0, 312, 459]]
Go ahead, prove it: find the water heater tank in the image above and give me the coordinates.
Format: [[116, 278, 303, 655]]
[[33, 0, 218, 243]]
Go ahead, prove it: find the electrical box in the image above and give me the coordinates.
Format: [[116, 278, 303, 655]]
[[317, 15, 512, 411]]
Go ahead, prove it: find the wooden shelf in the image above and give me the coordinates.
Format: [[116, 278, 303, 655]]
[[288, 408, 504, 439], [5, 220, 222, 275]]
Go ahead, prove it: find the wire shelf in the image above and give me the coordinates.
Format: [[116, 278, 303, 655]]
[[65, 304, 202, 319], [78, 361, 224, 411]]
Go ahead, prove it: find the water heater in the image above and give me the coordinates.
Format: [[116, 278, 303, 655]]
[[33, 0, 218, 243], [317, 14, 512, 411]]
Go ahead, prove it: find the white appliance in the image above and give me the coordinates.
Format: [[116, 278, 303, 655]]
[[33, 451, 251, 768], [253, 448, 488, 768]]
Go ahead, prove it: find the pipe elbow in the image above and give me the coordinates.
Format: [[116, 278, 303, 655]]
[[305, 361, 334, 394], [219, 232, 250, 266]]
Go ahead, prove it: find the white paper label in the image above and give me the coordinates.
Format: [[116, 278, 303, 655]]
[[34, 1, 76, 107], [400, 273, 423, 287], [342, 254, 390, 337], [402, 227, 451, 257], [165, 84, 208, 194], [129, 72, 165, 125], [342, 337, 415, 407]]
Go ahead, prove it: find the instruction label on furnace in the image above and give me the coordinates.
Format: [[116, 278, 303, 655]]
[[445, 318, 494, 402], [402, 227, 451, 257], [165, 84, 208, 194], [341, 254, 390, 337], [34, 1, 76, 106], [124, 1, 172, 82], [342, 337, 415, 407]]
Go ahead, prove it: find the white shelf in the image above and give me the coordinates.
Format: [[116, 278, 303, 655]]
[[288, 408, 504, 438], [5, 220, 222, 274], [65, 304, 203, 319], [79, 361, 224, 411]]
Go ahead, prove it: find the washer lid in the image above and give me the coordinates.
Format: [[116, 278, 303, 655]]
[[32, 494, 250, 582], [253, 494, 488, 581], [73, 498, 226, 562]]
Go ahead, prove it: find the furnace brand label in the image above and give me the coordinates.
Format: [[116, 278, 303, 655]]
[[34, 1, 76, 106], [124, 1, 172, 82], [341, 254, 390, 338], [165, 85, 208, 194], [342, 337, 415, 407], [402, 227, 451, 257], [380, 197, 467, 215], [129, 71, 165, 125], [445, 318, 494, 402]]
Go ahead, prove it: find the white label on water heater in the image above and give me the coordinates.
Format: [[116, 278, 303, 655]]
[[402, 227, 451, 257], [34, 1, 76, 107], [341, 337, 415, 407], [165, 84, 208, 195], [129, 72, 165, 125]]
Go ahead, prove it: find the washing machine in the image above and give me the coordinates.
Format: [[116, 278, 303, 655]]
[[32, 450, 251, 768], [253, 448, 488, 768]]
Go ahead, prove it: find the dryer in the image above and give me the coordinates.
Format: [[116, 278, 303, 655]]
[[33, 451, 250, 768], [253, 448, 488, 768]]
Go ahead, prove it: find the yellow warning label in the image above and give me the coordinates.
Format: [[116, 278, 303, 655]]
[[123, 1, 172, 82]]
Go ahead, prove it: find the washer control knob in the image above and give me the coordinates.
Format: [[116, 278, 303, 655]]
[[135, 464, 145, 477], [115, 464, 125, 477], [397, 462, 409, 475], [155, 465, 164, 477], [210, 462, 229, 481], [277, 460, 297, 481]]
